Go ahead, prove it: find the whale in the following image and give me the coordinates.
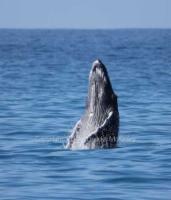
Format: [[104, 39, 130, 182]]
[[66, 59, 119, 150]]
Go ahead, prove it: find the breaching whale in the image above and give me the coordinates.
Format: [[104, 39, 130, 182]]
[[66, 59, 119, 150]]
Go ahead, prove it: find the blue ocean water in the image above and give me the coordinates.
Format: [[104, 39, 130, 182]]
[[0, 29, 171, 200]]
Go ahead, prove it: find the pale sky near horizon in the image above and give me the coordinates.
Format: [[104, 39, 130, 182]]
[[0, 0, 170, 29]]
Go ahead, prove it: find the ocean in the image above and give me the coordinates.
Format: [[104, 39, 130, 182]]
[[0, 29, 171, 200]]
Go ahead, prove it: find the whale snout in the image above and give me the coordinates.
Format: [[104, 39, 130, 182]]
[[89, 59, 108, 83], [92, 59, 104, 72], [92, 59, 102, 68]]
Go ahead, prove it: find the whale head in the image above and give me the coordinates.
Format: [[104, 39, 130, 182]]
[[87, 59, 118, 122]]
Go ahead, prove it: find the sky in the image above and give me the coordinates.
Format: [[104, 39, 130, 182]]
[[0, 0, 170, 29]]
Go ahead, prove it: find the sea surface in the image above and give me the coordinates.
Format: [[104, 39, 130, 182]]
[[0, 29, 171, 200]]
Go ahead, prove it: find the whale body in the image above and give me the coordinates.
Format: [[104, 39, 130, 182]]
[[66, 60, 119, 150]]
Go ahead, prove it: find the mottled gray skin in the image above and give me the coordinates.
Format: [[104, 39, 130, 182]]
[[66, 60, 119, 150]]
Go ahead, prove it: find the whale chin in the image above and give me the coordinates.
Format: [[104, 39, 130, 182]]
[[66, 59, 119, 150]]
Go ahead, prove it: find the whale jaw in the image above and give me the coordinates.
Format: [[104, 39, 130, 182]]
[[66, 60, 119, 150]]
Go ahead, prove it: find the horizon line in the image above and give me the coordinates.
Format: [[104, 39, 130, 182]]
[[0, 27, 171, 30]]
